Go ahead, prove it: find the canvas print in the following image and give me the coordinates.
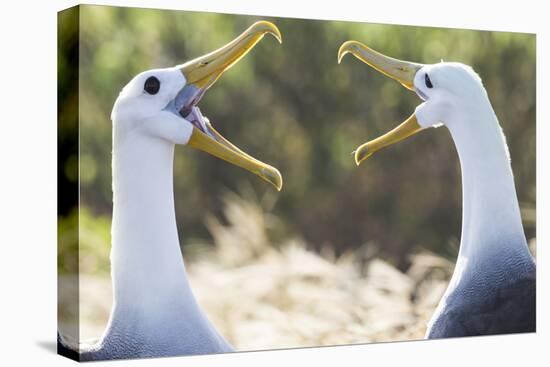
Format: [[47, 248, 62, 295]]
[[57, 4, 536, 361]]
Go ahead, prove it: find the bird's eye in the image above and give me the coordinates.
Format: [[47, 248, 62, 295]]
[[144, 76, 160, 95], [425, 73, 434, 89]]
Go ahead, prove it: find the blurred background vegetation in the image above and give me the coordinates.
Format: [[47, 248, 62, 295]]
[[58, 5, 536, 346]]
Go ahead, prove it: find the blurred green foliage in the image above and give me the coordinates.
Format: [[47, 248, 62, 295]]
[[59, 5, 536, 272], [58, 208, 111, 274]]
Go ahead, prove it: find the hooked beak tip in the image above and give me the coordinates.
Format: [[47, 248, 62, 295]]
[[354, 148, 368, 166], [252, 20, 282, 44], [337, 44, 349, 64], [337, 40, 363, 65], [261, 167, 283, 191]]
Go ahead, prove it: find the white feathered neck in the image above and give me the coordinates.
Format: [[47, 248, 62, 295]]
[[96, 126, 230, 354], [444, 87, 531, 275]]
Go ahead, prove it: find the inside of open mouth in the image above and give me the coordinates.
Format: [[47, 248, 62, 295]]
[[416, 87, 429, 101], [186, 106, 215, 138], [167, 84, 214, 138]]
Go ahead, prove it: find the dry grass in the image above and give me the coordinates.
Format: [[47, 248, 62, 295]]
[[187, 194, 453, 349], [60, 193, 536, 350]]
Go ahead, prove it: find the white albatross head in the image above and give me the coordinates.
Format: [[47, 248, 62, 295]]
[[111, 21, 283, 190], [337, 41, 495, 164]]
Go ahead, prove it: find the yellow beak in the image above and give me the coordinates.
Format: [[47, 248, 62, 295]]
[[181, 21, 283, 191], [353, 113, 422, 165], [338, 41, 422, 90], [338, 41, 425, 165], [188, 121, 283, 191], [180, 21, 282, 89]]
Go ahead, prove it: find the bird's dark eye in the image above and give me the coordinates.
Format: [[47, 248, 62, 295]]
[[144, 76, 160, 95], [425, 73, 434, 89]]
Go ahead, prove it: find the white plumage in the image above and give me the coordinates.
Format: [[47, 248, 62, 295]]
[[338, 43, 535, 338], [58, 21, 283, 360]]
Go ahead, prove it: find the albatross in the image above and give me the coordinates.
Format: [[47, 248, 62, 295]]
[[58, 21, 283, 361], [338, 41, 536, 338]]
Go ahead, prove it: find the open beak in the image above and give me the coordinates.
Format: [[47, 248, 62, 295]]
[[179, 21, 283, 190], [338, 41, 425, 166], [180, 21, 282, 89]]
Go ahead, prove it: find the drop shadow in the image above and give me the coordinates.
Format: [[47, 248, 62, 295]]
[[36, 339, 57, 354]]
